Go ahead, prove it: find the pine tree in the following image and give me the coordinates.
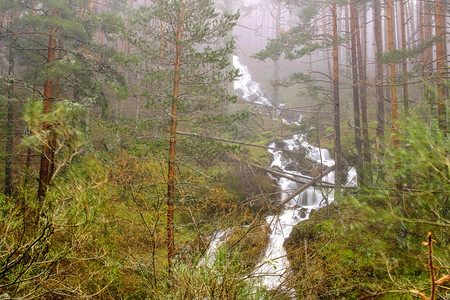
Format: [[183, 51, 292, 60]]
[[331, 1, 341, 197], [129, 0, 238, 276], [434, 0, 448, 130], [350, 2, 363, 182], [373, 0, 385, 151], [0, 0, 125, 199]]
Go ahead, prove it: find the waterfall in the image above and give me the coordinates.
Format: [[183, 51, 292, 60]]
[[200, 229, 231, 267], [253, 135, 335, 291], [233, 56, 272, 106], [205, 56, 350, 293], [232, 56, 336, 290]]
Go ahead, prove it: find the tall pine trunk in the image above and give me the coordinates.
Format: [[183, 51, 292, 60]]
[[373, 0, 384, 151], [332, 2, 341, 196], [167, 0, 184, 279], [424, 1, 434, 113], [4, 38, 14, 196], [37, 10, 58, 200], [355, 2, 371, 184], [400, 0, 409, 111], [434, 0, 447, 130], [350, 2, 363, 181], [48, 39, 64, 184], [386, 0, 399, 149]]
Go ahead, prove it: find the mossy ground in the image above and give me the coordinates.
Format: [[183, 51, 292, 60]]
[[285, 196, 448, 299]]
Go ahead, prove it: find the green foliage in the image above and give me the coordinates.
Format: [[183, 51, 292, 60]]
[[0, 0, 279, 298], [377, 112, 448, 230], [376, 37, 438, 65], [1, 0, 126, 111], [151, 248, 270, 299], [252, 2, 322, 62], [0, 156, 115, 298], [285, 111, 449, 299], [23, 99, 88, 174], [129, 0, 239, 128]]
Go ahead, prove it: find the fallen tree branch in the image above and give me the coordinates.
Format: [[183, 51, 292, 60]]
[[253, 162, 334, 187], [177, 131, 300, 155], [277, 165, 336, 207], [226, 154, 335, 188]]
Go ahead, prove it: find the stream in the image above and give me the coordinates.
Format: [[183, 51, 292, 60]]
[[253, 134, 335, 291], [205, 56, 355, 292]]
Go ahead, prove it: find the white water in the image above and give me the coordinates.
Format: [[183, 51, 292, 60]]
[[346, 167, 357, 187], [206, 56, 352, 293], [201, 229, 231, 267], [232, 57, 337, 290], [233, 56, 272, 106], [253, 134, 335, 290]]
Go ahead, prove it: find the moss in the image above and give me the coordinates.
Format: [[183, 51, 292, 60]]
[[225, 224, 269, 269], [284, 196, 446, 299]]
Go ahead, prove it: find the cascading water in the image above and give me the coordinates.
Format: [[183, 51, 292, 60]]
[[233, 56, 338, 291], [253, 133, 335, 291], [233, 56, 339, 291], [206, 56, 346, 293], [200, 229, 231, 267], [233, 56, 272, 107]]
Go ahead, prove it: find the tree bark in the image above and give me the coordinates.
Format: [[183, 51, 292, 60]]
[[49, 39, 64, 184], [355, 1, 371, 183], [400, 0, 409, 111], [4, 38, 14, 196], [424, 0, 433, 102], [167, 0, 184, 279], [350, 2, 363, 180], [273, 1, 282, 107], [331, 2, 341, 195], [37, 10, 58, 200], [373, 0, 384, 151], [418, 0, 429, 108], [434, 0, 448, 130], [386, 0, 399, 149], [418, 0, 424, 51]]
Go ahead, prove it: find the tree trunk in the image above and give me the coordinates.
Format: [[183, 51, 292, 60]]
[[424, 0, 433, 105], [386, 0, 403, 202], [99, 0, 106, 45], [331, 2, 341, 195], [386, 0, 399, 149], [49, 39, 64, 184], [227, 155, 335, 188], [350, 2, 363, 181], [273, 1, 282, 107], [373, 0, 384, 151], [418, 0, 424, 50], [355, 1, 371, 184], [167, 0, 184, 280], [418, 0, 429, 108], [434, 0, 447, 130], [400, 0, 409, 111], [37, 10, 58, 200], [344, 4, 351, 67], [4, 40, 14, 196], [177, 131, 298, 154]]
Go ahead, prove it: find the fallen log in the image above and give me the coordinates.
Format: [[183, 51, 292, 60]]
[[277, 165, 336, 207], [226, 154, 335, 188], [177, 131, 300, 155], [248, 161, 334, 188]]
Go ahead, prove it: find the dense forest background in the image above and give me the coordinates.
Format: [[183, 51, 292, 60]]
[[0, 0, 448, 299]]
